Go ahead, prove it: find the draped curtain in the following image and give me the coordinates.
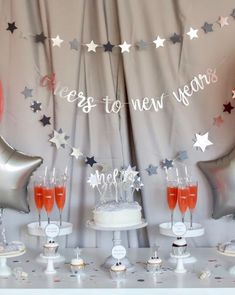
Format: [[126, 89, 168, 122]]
[[0, 0, 235, 252]]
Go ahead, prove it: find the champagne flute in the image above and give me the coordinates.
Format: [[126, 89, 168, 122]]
[[55, 176, 66, 226], [177, 178, 189, 223], [34, 177, 44, 227], [188, 180, 198, 229], [43, 177, 55, 224], [166, 180, 178, 228]]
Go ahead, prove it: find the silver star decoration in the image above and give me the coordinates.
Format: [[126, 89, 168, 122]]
[[146, 164, 158, 176], [86, 40, 98, 52], [49, 129, 69, 149], [30, 101, 42, 113], [87, 173, 100, 188], [21, 86, 33, 99], [69, 38, 79, 51], [176, 150, 188, 161], [136, 40, 148, 50], [161, 159, 174, 170], [186, 27, 198, 40], [123, 165, 138, 183], [217, 16, 229, 28], [131, 177, 144, 191], [193, 132, 213, 152], [153, 36, 165, 48], [119, 41, 131, 53], [51, 35, 64, 47], [71, 147, 83, 159]]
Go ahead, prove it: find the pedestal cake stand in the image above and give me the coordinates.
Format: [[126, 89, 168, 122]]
[[27, 221, 73, 263], [0, 250, 25, 277], [87, 219, 147, 271], [159, 222, 204, 263]]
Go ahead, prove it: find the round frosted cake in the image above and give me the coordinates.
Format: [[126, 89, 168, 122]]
[[93, 201, 142, 227]]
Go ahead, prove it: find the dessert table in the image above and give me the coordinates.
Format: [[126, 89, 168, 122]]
[[1, 248, 235, 295]]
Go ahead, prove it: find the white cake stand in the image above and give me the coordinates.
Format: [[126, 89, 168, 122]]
[[0, 250, 25, 277], [27, 221, 73, 263], [159, 222, 204, 264], [87, 219, 148, 271]]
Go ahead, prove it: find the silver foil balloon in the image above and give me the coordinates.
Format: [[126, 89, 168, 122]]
[[0, 136, 43, 213], [198, 147, 235, 219]]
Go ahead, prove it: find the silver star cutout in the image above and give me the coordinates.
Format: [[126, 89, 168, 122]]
[[71, 147, 83, 159], [131, 177, 144, 191], [123, 165, 138, 183], [69, 38, 79, 51], [21, 86, 33, 99], [146, 164, 158, 176], [49, 129, 69, 149], [136, 40, 148, 50], [193, 132, 213, 152]]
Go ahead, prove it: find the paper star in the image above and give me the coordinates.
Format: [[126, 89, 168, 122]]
[[39, 115, 51, 126], [153, 36, 165, 48], [223, 102, 234, 114], [103, 41, 114, 52], [21, 86, 33, 99], [119, 41, 131, 53], [201, 22, 213, 33], [35, 32, 47, 43], [71, 147, 83, 159], [145, 164, 158, 176], [162, 159, 174, 170], [136, 40, 148, 50], [30, 101, 42, 113], [186, 27, 198, 40], [123, 165, 139, 183], [49, 129, 69, 149], [51, 35, 64, 47], [87, 173, 100, 188], [176, 151, 188, 161], [193, 132, 213, 152], [170, 33, 182, 44], [69, 38, 79, 51], [85, 156, 97, 167], [217, 16, 229, 28], [232, 89, 235, 99], [6, 22, 17, 34], [213, 116, 224, 127], [231, 9, 235, 19], [131, 177, 144, 191], [86, 40, 98, 52]]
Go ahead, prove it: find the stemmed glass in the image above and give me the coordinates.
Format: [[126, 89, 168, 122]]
[[188, 180, 198, 229], [177, 179, 189, 223], [166, 180, 178, 228], [34, 177, 44, 227], [55, 176, 66, 226], [42, 178, 55, 224]]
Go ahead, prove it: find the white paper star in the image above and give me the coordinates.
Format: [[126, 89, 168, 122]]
[[153, 36, 165, 48], [186, 27, 198, 40], [51, 35, 64, 47], [49, 130, 68, 149], [218, 16, 229, 28], [119, 41, 131, 53], [123, 165, 138, 182], [193, 132, 213, 152], [87, 173, 100, 188], [86, 40, 98, 52], [71, 147, 83, 159]]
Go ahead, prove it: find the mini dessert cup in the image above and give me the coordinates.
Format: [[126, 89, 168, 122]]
[[70, 258, 85, 276], [147, 257, 162, 273], [110, 262, 126, 281], [43, 241, 59, 257], [172, 237, 187, 256]]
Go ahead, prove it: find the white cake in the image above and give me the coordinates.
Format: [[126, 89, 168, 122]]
[[93, 201, 142, 227]]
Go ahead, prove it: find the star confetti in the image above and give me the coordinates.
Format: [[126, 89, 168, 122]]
[[69, 38, 79, 51], [30, 101, 42, 113], [123, 165, 139, 183], [170, 33, 182, 44], [145, 164, 158, 176], [39, 115, 51, 126], [153, 36, 165, 48], [49, 129, 69, 149], [119, 41, 131, 53], [217, 16, 229, 28], [35, 32, 47, 44], [85, 156, 97, 167], [21, 86, 33, 99], [131, 177, 144, 191], [213, 116, 224, 127], [176, 150, 188, 161], [136, 40, 148, 50], [87, 173, 100, 188], [186, 27, 198, 40], [223, 102, 234, 114], [232, 89, 235, 99], [70, 147, 83, 159], [201, 22, 213, 33], [6, 22, 17, 34], [51, 35, 64, 47], [193, 132, 213, 152], [103, 41, 114, 52], [86, 40, 98, 52], [161, 159, 174, 170]]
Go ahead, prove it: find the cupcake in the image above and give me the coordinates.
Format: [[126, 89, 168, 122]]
[[43, 241, 59, 257], [172, 237, 187, 256], [110, 262, 126, 280], [147, 256, 162, 273], [70, 257, 85, 275]]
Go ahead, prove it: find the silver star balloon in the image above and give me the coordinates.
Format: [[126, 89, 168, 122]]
[[0, 136, 43, 212], [198, 147, 235, 219]]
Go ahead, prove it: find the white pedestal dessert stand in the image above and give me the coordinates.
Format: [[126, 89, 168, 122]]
[[159, 222, 204, 264], [217, 247, 235, 275], [170, 252, 190, 273], [27, 221, 73, 263], [87, 219, 147, 271], [0, 250, 25, 277], [41, 254, 58, 274]]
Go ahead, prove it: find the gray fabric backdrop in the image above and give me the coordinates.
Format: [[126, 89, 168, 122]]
[[0, 0, 235, 253]]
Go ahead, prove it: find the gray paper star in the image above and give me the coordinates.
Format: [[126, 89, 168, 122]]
[[49, 129, 69, 149], [69, 38, 79, 51], [136, 40, 148, 50], [170, 33, 182, 44], [21, 86, 33, 99], [146, 164, 158, 176], [176, 151, 188, 161], [35, 32, 47, 43], [30, 101, 42, 113], [231, 9, 235, 19], [161, 159, 174, 170], [201, 22, 213, 33]]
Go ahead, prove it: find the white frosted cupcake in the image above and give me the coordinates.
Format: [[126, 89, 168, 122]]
[[110, 262, 126, 280], [43, 241, 59, 257], [147, 256, 162, 272], [70, 258, 85, 275]]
